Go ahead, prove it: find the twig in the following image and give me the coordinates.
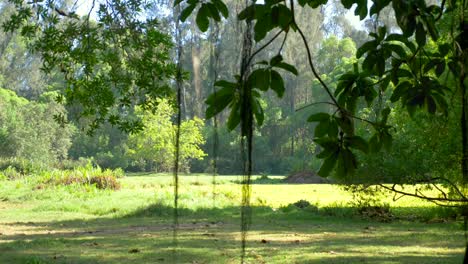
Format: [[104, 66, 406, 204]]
[[295, 101, 336, 112]]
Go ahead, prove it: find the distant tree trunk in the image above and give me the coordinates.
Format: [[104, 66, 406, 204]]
[[191, 37, 202, 118], [290, 79, 296, 156]]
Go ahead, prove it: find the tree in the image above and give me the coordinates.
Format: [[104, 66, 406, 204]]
[[0, 88, 74, 165], [176, 0, 467, 195], [2, 0, 177, 134], [127, 99, 206, 172]]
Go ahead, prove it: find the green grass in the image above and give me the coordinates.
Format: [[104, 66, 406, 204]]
[[0, 174, 465, 263]]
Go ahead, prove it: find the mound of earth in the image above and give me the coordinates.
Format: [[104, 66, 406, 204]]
[[284, 171, 330, 184]]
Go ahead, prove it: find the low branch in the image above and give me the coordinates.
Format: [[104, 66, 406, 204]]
[[378, 184, 468, 204]]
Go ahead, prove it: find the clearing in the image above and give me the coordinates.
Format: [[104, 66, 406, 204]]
[[0, 174, 465, 263]]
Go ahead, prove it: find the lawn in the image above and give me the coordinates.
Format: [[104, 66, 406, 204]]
[[0, 174, 465, 263]]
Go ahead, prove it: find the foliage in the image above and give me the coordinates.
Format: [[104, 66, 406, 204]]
[[0, 88, 74, 165], [41, 165, 123, 190], [3, 0, 177, 134], [127, 99, 206, 172], [176, 0, 468, 200]]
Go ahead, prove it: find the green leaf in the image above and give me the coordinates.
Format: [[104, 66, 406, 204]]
[[376, 56, 386, 76], [275, 62, 298, 75], [276, 4, 292, 30], [381, 107, 391, 123], [426, 96, 436, 114], [252, 98, 264, 126], [385, 33, 408, 42], [314, 120, 329, 137], [196, 4, 210, 32], [435, 62, 445, 77], [307, 112, 330, 122], [249, 69, 270, 91], [270, 70, 285, 97], [328, 119, 339, 138], [336, 115, 354, 135], [206, 2, 221, 22], [342, 149, 357, 176], [270, 54, 283, 66], [174, 0, 185, 7], [340, 0, 354, 9], [369, 133, 381, 153], [212, 0, 229, 18], [346, 136, 368, 153], [390, 81, 411, 102], [355, 0, 368, 19], [381, 131, 392, 151], [238, 4, 258, 21], [254, 14, 272, 41], [214, 80, 237, 89], [335, 151, 346, 178], [438, 43, 451, 56], [318, 151, 339, 177], [180, 4, 197, 22], [387, 43, 407, 59], [369, 0, 391, 15], [316, 142, 339, 159], [415, 22, 426, 47], [226, 102, 240, 130], [205, 87, 236, 119], [356, 40, 377, 58]]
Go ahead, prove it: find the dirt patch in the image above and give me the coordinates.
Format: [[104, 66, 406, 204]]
[[284, 171, 330, 184]]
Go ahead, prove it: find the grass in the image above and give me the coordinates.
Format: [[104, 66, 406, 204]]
[[0, 173, 465, 263]]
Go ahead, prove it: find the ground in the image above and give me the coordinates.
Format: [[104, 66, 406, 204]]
[[0, 174, 465, 263]]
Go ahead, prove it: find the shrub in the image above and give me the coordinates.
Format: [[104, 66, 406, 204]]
[[89, 175, 121, 190], [0, 158, 40, 176], [42, 165, 123, 190], [292, 199, 311, 209], [2, 166, 23, 180], [0, 171, 6, 181], [357, 204, 393, 222]]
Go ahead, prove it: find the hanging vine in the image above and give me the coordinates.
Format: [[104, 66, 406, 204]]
[[238, 0, 254, 260], [172, 1, 184, 261], [209, 23, 221, 207]]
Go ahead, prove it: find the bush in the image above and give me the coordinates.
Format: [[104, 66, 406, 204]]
[[344, 185, 394, 221], [0, 158, 40, 176], [43, 165, 123, 190], [292, 199, 312, 209], [89, 175, 121, 190], [2, 166, 23, 180], [357, 204, 393, 222]]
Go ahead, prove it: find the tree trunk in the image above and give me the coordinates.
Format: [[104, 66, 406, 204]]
[[191, 39, 202, 118]]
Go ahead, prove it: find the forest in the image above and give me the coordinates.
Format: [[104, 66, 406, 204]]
[[0, 0, 467, 263]]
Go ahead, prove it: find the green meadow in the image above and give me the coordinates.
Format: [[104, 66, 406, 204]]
[[0, 174, 465, 263]]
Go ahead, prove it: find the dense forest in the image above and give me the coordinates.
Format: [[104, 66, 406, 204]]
[[1, 0, 468, 263], [0, 0, 463, 182]]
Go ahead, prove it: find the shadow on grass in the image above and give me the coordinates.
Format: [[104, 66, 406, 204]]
[[0, 203, 465, 263], [231, 177, 285, 185]]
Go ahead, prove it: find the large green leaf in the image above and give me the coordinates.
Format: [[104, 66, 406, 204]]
[[307, 112, 330, 122], [212, 0, 228, 18], [275, 62, 298, 75], [180, 4, 197, 22], [318, 151, 339, 177], [196, 4, 210, 32], [270, 70, 285, 97], [249, 69, 270, 91]]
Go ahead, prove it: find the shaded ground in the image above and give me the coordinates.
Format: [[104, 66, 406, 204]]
[[0, 204, 464, 263], [0, 174, 465, 263], [285, 171, 330, 184]]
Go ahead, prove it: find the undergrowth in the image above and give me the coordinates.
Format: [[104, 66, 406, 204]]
[[0, 161, 123, 190]]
